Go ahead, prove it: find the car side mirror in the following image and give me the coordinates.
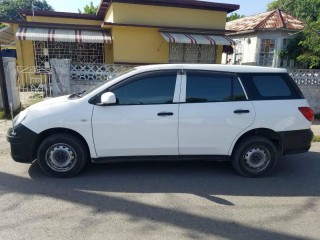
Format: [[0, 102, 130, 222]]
[[99, 92, 117, 105]]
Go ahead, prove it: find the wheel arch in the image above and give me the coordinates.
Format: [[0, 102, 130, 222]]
[[231, 128, 283, 157], [32, 128, 91, 160]]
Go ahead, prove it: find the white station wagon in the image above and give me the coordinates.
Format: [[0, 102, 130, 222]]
[[7, 64, 314, 177]]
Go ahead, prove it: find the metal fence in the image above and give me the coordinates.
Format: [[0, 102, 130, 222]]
[[17, 66, 52, 105]]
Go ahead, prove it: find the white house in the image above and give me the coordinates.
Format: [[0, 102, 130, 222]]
[[223, 9, 304, 68]]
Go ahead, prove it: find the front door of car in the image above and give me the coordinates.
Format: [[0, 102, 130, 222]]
[[178, 70, 255, 155], [92, 70, 181, 157]]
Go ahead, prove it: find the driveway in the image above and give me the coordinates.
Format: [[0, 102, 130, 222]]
[[0, 120, 320, 240]]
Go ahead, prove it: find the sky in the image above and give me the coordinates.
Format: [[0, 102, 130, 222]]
[[46, 0, 272, 16]]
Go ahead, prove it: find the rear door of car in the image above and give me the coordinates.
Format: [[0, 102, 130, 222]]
[[178, 70, 255, 156]]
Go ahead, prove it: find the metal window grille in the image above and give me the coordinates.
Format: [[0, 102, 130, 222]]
[[33, 41, 105, 72], [169, 43, 216, 64], [259, 39, 275, 67]]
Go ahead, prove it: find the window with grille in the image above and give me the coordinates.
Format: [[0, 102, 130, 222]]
[[169, 43, 216, 64], [33, 41, 105, 71], [259, 39, 275, 67]]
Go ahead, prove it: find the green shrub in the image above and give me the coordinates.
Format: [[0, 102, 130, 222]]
[[313, 135, 320, 142]]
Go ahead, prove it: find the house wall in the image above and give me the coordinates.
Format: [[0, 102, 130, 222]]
[[225, 30, 299, 67], [222, 34, 258, 65], [104, 3, 227, 29], [110, 26, 169, 64], [15, 5, 228, 67], [14, 16, 113, 68], [104, 3, 227, 64]]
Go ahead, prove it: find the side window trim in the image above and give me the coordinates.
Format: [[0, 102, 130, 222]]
[[179, 71, 187, 103], [173, 72, 182, 103], [236, 76, 249, 100]]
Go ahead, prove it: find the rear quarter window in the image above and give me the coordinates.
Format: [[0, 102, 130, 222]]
[[237, 73, 303, 100]]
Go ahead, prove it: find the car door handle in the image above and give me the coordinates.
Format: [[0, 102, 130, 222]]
[[234, 109, 250, 114], [157, 112, 174, 116]]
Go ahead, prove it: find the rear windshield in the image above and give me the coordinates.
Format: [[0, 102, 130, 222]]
[[237, 73, 303, 100]]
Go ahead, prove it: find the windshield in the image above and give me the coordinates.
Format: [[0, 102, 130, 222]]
[[73, 68, 135, 98]]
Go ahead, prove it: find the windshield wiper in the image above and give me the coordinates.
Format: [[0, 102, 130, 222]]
[[69, 90, 86, 99]]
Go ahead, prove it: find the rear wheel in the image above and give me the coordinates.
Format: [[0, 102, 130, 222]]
[[232, 136, 278, 177], [37, 133, 88, 177]]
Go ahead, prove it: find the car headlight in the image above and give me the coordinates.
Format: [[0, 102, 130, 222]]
[[13, 109, 30, 127]]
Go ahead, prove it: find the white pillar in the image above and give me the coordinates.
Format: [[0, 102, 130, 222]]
[[50, 59, 71, 97], [3, 57, 20, 111]]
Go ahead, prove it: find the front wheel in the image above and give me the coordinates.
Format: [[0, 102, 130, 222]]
[[37, 133, 88, 177], [232, 136, 278, 177]]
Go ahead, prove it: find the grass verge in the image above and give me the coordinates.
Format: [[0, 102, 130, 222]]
[[313, 135, 320, 142]]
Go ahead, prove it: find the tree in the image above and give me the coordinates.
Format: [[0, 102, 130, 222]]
[[0, 0, 53, 21], [227, 12, 245, 22], [78, 1, 98, 14], [268, 0, 320, 68], [297, 20, 320, 68], [267, 0, 320, 22]]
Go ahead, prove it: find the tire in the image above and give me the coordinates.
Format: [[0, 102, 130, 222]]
[[232, 136, 278, 177], [37, 133, 88, 178]]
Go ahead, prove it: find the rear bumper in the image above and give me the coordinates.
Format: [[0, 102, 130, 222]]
[[6, 124, 38, 163], [279, 129, 313, 155]]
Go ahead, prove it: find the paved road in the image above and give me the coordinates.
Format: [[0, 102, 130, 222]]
[[0, 120, 320, 240]]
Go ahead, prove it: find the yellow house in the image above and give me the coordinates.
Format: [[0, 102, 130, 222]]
[[1, 0, 239, 71]]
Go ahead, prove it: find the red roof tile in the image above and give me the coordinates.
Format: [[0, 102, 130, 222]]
[[226, 9, 304, 32]]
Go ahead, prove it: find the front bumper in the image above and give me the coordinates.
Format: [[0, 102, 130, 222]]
[[279, 129, 313, 155], [6, 124, 38, 163]]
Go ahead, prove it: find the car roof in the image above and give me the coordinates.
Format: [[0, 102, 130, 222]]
[[135, 64, 288, 73]]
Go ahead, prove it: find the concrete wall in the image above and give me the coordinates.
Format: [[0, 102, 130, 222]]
[[71, 80, 100, 94], [298, 85, 320, 114], [50, 59, 71, 97]]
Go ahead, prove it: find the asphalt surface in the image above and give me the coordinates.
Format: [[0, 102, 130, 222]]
[[0, 120, 320, 240]]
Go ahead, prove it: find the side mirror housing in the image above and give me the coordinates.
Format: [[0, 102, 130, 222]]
[[99, 92, 116, 105]]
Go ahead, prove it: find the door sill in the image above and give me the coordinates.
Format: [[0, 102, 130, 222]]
[[91, 155, 230, 163]]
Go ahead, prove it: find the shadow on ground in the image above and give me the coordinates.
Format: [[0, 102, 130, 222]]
[[1, 151, 320, 239]]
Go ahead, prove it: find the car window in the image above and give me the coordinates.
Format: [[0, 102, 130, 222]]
[[110, 73, 177, 105], [186, 72, 246, 103], [237, 73, 303, 100], [253, 75, 291, 97]]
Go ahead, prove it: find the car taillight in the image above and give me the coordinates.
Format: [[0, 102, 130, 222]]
[[298, 107, 314, 122]]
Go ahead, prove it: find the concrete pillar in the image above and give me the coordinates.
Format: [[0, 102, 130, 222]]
[[3, 57, 20, 111], [50, 59, 71, 97]]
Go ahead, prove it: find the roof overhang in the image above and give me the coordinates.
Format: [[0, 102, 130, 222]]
[[227, 28, 302, 36], [0, 19, 103, 31], [18, 10, 103, 20], [97, 0, 239, 18], [103, 22, 235, 34]]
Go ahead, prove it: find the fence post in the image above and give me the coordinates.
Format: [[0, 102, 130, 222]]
[[0, 49, 10, 114], [3, 57, 20, 111]]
